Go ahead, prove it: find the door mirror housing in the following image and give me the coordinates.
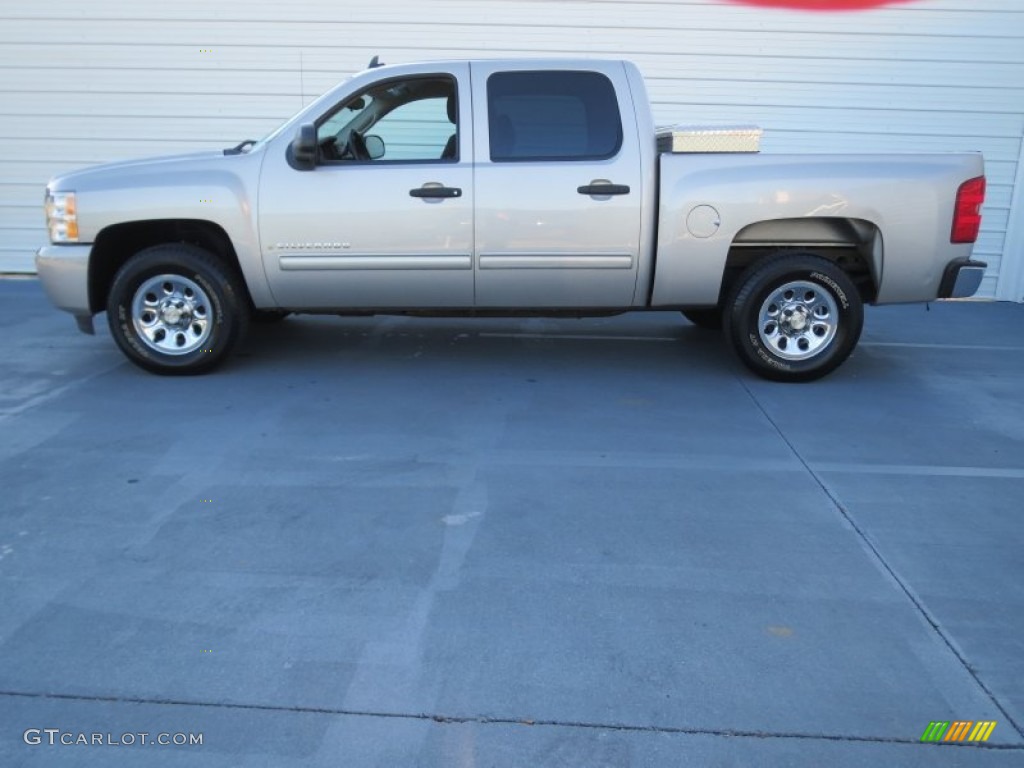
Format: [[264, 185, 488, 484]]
[[365, 135, 385, 160], [288, 123, 318, 170]]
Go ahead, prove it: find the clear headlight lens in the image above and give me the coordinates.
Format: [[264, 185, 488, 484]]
[[45, 191, 79, 243]]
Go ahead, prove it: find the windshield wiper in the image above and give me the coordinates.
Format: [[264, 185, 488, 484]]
[[223, 139, 256, 156]]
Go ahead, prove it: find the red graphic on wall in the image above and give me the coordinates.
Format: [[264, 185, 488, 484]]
[[725, 0, 916, 10]]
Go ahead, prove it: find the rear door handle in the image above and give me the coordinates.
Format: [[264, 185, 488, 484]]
[[410, 186, 462, 199], [577, 183, 630, 196]]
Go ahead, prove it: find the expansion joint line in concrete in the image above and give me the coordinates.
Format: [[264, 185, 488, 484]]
[[2, 690, 1022, 750], [736, 377, 1024, 741]]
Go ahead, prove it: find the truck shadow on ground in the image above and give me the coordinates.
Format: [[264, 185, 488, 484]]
[[231, 315, 741, 379]]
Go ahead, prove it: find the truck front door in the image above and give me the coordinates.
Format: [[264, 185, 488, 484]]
[[470, 62, 643, 308], [258, 65, 473, 309]]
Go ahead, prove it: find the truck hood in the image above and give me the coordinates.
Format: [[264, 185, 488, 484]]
[[47, 149, 256, 193]]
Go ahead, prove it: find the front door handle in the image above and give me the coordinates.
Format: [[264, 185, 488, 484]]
[[577, 183, 630, 196], [410, 186, 462, 199]]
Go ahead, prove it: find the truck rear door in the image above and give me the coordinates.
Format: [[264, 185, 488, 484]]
[[470, 61, 643, 308]]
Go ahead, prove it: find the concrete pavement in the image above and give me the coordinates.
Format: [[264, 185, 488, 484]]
[[1, 278, 1022, 766]]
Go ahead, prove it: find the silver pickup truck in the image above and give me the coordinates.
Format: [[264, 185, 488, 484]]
[[36, 58, 987, 381]]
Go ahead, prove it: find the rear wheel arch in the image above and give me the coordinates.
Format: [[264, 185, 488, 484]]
[[721, 218, 881, 307]]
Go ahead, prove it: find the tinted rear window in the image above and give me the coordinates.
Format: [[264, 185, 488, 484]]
[[487, 71, 623, 162]]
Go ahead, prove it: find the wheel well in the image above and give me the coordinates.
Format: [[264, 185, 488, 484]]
[[722, 218, 880, 305], [88, 220, 249, 313]]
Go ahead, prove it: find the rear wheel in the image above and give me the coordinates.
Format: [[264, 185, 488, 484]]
[[724, 252, 863, 382], [107, 243, 248, 375], [682, 307, 723, 330]]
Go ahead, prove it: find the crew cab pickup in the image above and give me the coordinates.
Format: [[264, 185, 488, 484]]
[[36, 58, 987, 381]]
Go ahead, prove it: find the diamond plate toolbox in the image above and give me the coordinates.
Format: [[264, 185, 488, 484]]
[[656, 125, 762, 154]]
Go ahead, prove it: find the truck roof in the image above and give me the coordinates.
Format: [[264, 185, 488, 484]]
[[359, 56, 631, 74]]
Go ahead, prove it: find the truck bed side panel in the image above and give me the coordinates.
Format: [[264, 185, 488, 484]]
[[651, 152, 984, 306]]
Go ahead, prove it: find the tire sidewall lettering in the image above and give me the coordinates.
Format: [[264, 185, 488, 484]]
[[117, 302, 156, 361], [755, 343, 791, 370], [809, 271, 849, 309], [191, 272, 225, 329], [748, 331, 792, 370]]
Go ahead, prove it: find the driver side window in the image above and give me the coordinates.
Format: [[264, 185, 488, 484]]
[[316, 76, 457, 164]]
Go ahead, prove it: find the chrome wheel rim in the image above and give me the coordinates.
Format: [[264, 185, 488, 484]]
[[131, 274, 212, 355], [758, 280, 839, 361]]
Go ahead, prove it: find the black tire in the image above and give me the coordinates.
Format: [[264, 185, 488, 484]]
[[106, 243, 248, 375], [724, 252, 863, 382], [682, 307, 723, 330]]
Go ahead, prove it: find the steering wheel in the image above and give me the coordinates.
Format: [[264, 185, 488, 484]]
[[348, 131, 369, 161]]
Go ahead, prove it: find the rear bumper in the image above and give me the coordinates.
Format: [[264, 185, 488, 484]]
[[35, 244, 95, 334], [938, 258, 987, 299]]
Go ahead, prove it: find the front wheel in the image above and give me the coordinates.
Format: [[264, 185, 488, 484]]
[[724, 253, 863, 382], [106, 244, 248, 375]]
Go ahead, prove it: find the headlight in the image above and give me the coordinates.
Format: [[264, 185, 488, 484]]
[[45, 191, 78, 243]]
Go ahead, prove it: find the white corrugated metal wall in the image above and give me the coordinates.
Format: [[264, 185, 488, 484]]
[[2, 0, 1022, 300]]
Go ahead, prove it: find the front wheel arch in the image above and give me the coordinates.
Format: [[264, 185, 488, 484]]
[[88, 219, 252, 315]]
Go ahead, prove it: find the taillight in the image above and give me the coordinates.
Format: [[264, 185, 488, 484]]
[[951, 176, 985, 244]]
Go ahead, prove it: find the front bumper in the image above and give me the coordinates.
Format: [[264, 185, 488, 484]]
[[938, 258, 987, 299], [35, 244, 95, 334]]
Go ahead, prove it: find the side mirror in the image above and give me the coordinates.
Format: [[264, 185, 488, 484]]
[[288, 123, 318, 170], [365, 135, 385, 160]]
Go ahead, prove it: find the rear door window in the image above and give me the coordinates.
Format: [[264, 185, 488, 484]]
[[486, 71, 622, 162]]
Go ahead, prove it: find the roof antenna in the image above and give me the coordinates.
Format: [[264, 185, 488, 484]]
[[368, 55, 384, 69]]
